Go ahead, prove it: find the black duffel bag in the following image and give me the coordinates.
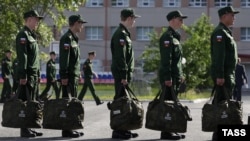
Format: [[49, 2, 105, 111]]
[[42, 85, 84, 130], [109, 85, 144, 131], [202, 86, 243, 132], [1, 86, 43, 128], [145, 86, 191, 133]]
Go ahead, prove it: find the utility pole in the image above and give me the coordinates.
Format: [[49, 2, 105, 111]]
[[207, 0, 210, 18], [104, 0, 108, 71]]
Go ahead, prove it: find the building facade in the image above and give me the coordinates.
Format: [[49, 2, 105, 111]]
[[41, 0, 250, 72]]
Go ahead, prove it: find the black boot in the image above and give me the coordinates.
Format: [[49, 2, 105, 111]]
[[126, 130, 139, 138], [94, 96, 104, 105], [160, 132, 181, 140], [112, 130, 131, 139], [20, 128, 36, 137], [96, 100, 104, 105], [29, 129, 43, 136], [62, 130, 84, 138], [174, 133, 185, 139]]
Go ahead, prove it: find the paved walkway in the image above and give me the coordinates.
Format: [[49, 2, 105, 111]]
[[0, 92, 249, 141]]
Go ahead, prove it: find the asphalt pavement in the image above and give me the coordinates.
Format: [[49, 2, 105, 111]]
[[0, 91, 249, 141]]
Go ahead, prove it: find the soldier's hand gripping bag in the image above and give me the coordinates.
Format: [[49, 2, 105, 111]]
[[145, 87, 191, 133], [1, 87, 43, 128], [42, 97, 84, 130], [202, 86, 243, 132], [109, 85, 144, 131]]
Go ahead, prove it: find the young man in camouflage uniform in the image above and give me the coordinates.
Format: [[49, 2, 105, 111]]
[[78, 51, 103, 105], [59, 14, 87, 138], [210, 6, 240, 141], [110, 8, 140, 140], [159, 10, 188, 140], [39, 51, 59, 100], [15, 10, 43, 138], [0, 50, 13, 102]]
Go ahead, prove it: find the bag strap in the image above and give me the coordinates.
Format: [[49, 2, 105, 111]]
[[66, 84, 72, 100], [13, 85, 31, 101], [125, 85, 139, 101], [159, 85, 180, 104], [154, 89, 162, 100], [210, 85, 231, 104], [170, 86, 180, 104], [117, 84, 129, 98]]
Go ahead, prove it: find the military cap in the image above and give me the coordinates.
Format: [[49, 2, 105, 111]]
[[121, 8, 141, 18], [218, 6, 239, 17], [5, 49, 12, 53], [166, 10, 187, 21], [50, 51, 56, 55], [88, 51, 96, 55], [69, 14, 87, 25], [23, 10, 44, 19]]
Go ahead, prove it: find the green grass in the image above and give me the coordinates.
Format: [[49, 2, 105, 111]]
[[1, 83, 211, 101], [38, 83, 211, 101]]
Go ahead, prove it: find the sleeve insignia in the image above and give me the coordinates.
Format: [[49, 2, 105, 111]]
[[164, 40, 170, 47], [20, 38, 26, 44], [119, 39, 125, 46], [216, 35, 222, 42], [64, 44, 70, 50]]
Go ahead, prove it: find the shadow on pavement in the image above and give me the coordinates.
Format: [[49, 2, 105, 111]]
[[0, 137, 78, 141]]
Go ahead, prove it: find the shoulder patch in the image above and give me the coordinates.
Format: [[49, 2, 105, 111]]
[[64, 44, 70, 50], [216, 35, 222, 42], [20, 38, 26, 44], [119, 39, 125, 46], [164, 40, 170, 47]]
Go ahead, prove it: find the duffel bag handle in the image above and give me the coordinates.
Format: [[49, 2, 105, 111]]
[[125, 85, 140, 101], [210, 85, 231, 104], [159, 86, 180, 104], [117, 84, 129, 98], [117, 84, 135, 100], [13, 85, 31, 101]]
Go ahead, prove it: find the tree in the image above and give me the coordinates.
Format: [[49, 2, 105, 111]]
[[182, 13, 214, 89], [140, 13, 214, 89], [0, 0, 86, 59]]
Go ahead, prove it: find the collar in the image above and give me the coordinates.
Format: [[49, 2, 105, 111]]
[[219, 22, 232, 34], [68, 29, 79, 42], [168, 26, 181, 40], [119, 23, 130, 36], [23, 26, 36, 37]]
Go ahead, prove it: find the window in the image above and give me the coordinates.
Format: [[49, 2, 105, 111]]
[[163, 0, 181, 7], [214, 0, 232, 7], [85, 27, 103, 40], [137, 0, 155, 7], [136, 27, 153, 41], [86, 0, 103, 7], [111, 0, 129, 7], [241, 0, 250, 7], [241, 27, 250, 41], [110, 26, 118, 37], [189, 0, 206, 7]]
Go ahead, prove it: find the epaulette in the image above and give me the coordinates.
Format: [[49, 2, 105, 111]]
[[68, 34, 72, 40]]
